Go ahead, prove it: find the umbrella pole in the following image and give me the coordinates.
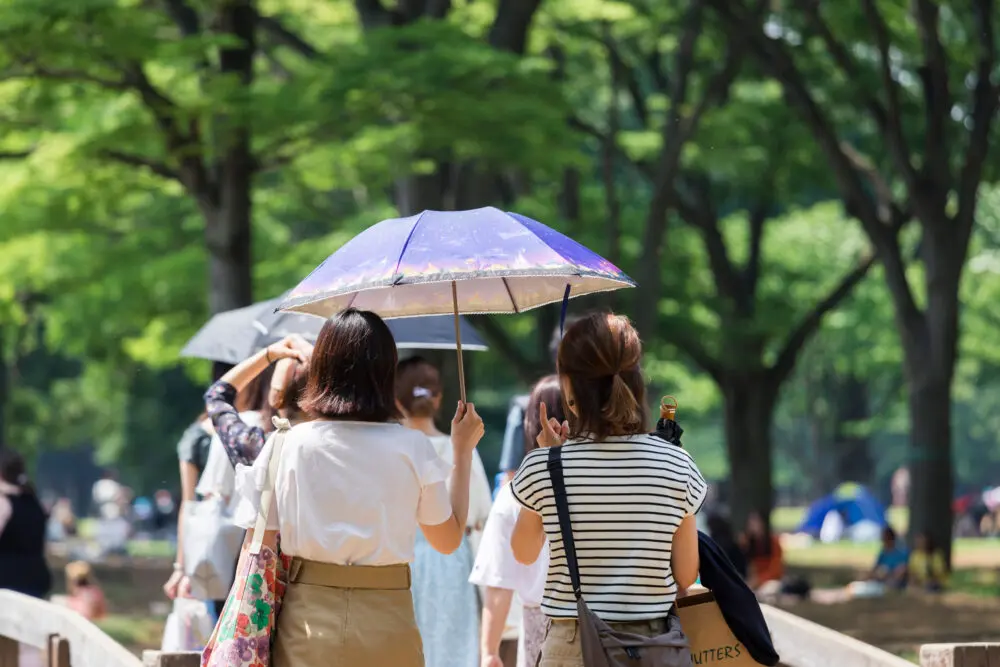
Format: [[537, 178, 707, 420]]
[[451, 280, 467, 403]]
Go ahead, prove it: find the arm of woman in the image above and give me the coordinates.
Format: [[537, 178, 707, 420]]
[[671, 515, 700, 590], [511, 510, 545, 565], [480, 587, 514, 667], [206, 338, 308, 467], [420, 402, 484, 554], [164, 460, 200, 598]]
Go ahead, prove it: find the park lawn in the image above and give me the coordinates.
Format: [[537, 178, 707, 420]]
[[783, 538, 1000, 570], [96, 614, 166, 655]]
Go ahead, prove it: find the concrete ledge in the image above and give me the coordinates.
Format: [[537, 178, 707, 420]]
[[920, 643, 1000, 667], [0, 590, 141, 667], [761, 604, 915, 667]]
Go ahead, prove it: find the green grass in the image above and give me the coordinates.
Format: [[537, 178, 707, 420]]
[[96, 614, 166, 652]]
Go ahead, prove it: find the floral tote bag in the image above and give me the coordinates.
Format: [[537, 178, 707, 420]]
[[202, 417, 292, 667]]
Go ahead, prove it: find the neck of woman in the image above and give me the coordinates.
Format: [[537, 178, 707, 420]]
[[403, 417, 442, 437]]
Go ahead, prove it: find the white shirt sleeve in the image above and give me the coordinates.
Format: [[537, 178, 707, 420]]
[[416, 436, 453, 527], [469, 486, 532, 594]]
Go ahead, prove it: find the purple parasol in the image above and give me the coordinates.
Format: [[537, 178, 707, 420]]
[[277, 207, 635, 399]]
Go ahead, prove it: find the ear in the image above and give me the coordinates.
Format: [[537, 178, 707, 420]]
[[432, 393, 443, 411]]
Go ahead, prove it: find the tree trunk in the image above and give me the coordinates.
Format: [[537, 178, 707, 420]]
[[202, 201, 254, 315], [720, 373, 779, 532], [897, 225, 963, 563], [832, 374, 872, 487]]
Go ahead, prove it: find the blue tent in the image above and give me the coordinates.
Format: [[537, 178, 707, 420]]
[[797, 483, 887, 536]]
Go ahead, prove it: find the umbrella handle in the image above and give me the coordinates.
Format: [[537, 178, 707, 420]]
[[452, 281, 467, 403], [660, 395, 678, 421]]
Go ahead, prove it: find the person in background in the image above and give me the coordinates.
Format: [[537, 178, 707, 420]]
[[511, 313, 705, 667], [398, 356, 492, 667], [869, 526, 908, 589], [471, 374, 562, 667], [741, 511, 784, 595], [493, 317, 582, 497], [0, 449, 52, 599], [64, 561, 107, 621], [707, 514, 747, 580], [908, 533, 948, 592], [165, 367, 272, 613]]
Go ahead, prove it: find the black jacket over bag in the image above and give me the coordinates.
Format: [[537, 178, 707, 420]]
[[654, 417, 779, 667]]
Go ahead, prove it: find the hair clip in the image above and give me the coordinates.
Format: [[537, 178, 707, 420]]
[[413, 387, 433, 398]]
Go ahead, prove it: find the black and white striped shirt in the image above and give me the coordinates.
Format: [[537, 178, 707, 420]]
[[510, 434, 707, 621]]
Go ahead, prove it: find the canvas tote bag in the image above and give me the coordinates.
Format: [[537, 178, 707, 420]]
[[547, 446, 692, 667]]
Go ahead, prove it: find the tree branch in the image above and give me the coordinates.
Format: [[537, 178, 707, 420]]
[[1, 65, 127, 91], [122, 62, 213, 204], [771, 252, 877, 383], [663, 320, 724, 383], [605, 37, 648, 127], [0, 149, 32, 160], [911, 0, 953, 198], [955, 0, 998, 239], [707, 0, 924, 334], [99, 149, 180, 180], [797, 0, 919, 198], [257, 14, 321, 59]]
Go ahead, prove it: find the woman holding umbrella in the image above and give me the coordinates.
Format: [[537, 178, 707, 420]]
[[205, 311, 485, 666]]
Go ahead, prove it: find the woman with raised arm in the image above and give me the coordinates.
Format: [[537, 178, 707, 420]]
[[471, 374, 562, 667], [396, 356, 492, 667], [510, 313, 706, 667], [206, 310, 485, 667]]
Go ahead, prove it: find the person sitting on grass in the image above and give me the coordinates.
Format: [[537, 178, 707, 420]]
[[65, 561, 107, 621], [869, 526, 909, 589], [908, 533, 948, 592]]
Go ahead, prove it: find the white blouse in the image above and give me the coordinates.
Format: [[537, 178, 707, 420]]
[[469, 484, 548, 607], [234, 420, 453, 565]]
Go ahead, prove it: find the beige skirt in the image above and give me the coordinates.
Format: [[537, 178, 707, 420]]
[[539, 617, 678, 667], [272, 559, 423, 667]]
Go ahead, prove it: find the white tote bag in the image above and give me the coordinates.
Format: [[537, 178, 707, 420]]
[[182, 495, 245, 600], [161, 598, 216, 652]]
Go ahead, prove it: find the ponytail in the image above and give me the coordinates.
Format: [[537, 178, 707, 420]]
[[602, 373, 642, 429]]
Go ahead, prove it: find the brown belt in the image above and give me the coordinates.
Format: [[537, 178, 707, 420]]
[[287, 558, 411, 590]]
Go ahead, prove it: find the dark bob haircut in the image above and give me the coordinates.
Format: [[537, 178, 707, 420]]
[[298, 308, 399, 422]]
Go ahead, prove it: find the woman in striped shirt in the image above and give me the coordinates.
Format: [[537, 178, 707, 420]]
[[510, 312, 705, 667]]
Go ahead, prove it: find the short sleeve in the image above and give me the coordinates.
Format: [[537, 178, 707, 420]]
[[510, 449, 548, 514], [176, 424, 209, 469], [468, 487, 520, 589], [415, 435, 453, 526], [684, 454, 708, 516]]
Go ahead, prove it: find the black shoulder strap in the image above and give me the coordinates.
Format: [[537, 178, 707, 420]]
[[547, 445, 582, 599]]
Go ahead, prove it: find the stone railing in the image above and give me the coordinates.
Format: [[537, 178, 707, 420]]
[[0, 590, 140, 667]]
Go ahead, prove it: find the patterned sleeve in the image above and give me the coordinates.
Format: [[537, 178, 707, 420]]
[[203, 380, 266, 468]]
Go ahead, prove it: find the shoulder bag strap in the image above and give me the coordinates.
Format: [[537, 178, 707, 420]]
[[249, 416, 291, 555], [547, 445, 583, 600]]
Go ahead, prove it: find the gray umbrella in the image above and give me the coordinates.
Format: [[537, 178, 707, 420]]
[[181, 295, 488, 365]]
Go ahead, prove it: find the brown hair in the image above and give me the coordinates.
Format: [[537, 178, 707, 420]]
[[262, 361, 310, 426], [298, 309, 398, 422], [524, 375, 565, 455], [556, 312, 647, 441], [236, 364, 275, 414], [395, 356, 442, 419]]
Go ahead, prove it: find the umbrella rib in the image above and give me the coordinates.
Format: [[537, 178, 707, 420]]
[[390, 211, 428, 282], [501, 277, 520, 313]]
